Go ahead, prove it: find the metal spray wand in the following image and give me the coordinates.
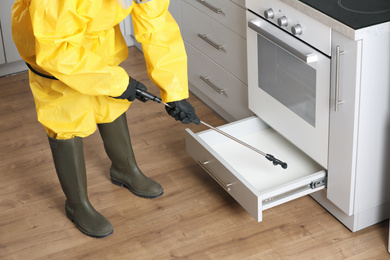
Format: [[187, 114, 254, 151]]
[[135, 89, 288, 169]]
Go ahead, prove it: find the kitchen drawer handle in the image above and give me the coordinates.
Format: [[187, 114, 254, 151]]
[[199, 76, 226, 95], [197, 34, 225, 51], [197, 160, 232, 192], [248, 20, 317, 64], [196, 0, 222, 14], [334, 46, 345, 112]]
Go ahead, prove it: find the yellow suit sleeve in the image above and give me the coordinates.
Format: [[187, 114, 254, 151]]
[[29, 0, 129, 97], [131, 0, 189, 103]]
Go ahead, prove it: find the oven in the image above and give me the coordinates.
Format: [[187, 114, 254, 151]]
[[246, 0, 331, 168]]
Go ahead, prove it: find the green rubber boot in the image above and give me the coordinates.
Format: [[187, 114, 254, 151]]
[[98, 113, 163, 199], [48, 136, 113, 238]]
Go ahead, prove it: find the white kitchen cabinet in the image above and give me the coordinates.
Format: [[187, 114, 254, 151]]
[[185, 5, 390, 231], [326, 32, 362, 216], [311, 29, 390, 231], [181, 0, 252, 122], [182, 2, 247, 84]]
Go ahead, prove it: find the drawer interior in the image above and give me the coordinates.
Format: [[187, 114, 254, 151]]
[[197, 117, 324, 194]]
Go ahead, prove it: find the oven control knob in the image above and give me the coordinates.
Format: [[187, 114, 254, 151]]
[[277, 16, 288, 27], [264, 8, 274, 19], [291, 24, 303, 35]]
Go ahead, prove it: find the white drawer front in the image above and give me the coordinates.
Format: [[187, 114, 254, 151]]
[[186, 117, 327, 222], [184, 0, 247, 38], [186, 43, 252, 120], [182, 1, 247, 84]]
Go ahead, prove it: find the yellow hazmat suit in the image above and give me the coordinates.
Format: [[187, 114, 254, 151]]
[[12, 0, 189, 139]]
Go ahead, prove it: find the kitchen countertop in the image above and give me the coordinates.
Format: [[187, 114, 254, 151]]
[[274, 0, 390, 40]]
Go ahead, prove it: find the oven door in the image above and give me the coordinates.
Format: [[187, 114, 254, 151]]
[[247, 13, 330, 168]]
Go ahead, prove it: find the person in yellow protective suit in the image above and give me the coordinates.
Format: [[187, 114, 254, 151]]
[[11, 0, 200, 238]]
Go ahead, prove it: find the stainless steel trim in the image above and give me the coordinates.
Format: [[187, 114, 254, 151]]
[[197, 34, 225, 51], [196, 0, 222, 14], [199, 76, 226, 95], [335, 46, 345, 112], [198, 160, 232, 192], [248, 20, 318, 64]]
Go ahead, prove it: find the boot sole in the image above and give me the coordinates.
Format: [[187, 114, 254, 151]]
[[111, 177, 163, 199], [66, 210, 113, 238]]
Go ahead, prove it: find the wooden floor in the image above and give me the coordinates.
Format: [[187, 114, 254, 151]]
[[0, 47, 389, 259]]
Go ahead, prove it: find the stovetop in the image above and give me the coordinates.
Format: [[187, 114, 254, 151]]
[[298, 0, 390, 29]]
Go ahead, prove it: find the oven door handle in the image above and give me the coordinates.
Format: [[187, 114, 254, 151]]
[[248, 20, 318, 64]]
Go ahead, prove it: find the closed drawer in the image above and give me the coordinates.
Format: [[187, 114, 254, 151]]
[[186, 116, 327, 222], [185, 0, 247, 38], [186, 43, 252, 120], [182, 1, 247, 84]]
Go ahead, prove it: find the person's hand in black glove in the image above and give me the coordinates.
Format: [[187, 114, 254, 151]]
[[115, 77, 148, 102], [165, 99, 200, 125]]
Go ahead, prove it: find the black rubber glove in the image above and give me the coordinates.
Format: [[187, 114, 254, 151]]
[[115, 77, 147, 102], [165, 99, 201, 125]]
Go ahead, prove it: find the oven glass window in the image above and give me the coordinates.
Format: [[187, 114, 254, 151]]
[[257, 34, 316, 127]]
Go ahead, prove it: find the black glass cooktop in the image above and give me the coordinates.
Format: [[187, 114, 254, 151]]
[[299, 0, 390, 29]]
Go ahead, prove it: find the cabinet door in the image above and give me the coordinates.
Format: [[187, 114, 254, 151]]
[[0, 0, 22, 63], [327, 31, 362, 216]]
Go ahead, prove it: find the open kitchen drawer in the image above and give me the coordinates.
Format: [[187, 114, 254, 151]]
[[186, 116, 327, 222]]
